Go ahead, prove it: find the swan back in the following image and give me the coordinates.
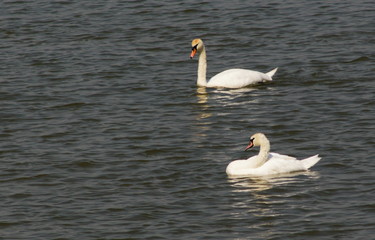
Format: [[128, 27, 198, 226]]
[[208, 69, 271, 88]]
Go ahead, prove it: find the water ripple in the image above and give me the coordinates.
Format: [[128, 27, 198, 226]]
[[0, 0, 374, 239]]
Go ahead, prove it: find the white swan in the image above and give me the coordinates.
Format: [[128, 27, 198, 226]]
[[226, 133, 321, 177], [190, 38, 278, 88]]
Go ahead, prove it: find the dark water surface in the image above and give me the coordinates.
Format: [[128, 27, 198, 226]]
[[1, 1, 374, 239]]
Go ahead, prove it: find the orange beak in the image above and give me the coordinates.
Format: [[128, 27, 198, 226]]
[[244, 142, 254, 151], [190, 48, 197, 59], [244, 138, 255, 151]]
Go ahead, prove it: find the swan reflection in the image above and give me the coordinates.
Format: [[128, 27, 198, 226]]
[[227, 172, 320, 220], [195, 87, 212, 121], [210, 87, 259, 107], [196, 86, 208, 104], [228, 171, 320, 193], [196, 86, 263, 108]]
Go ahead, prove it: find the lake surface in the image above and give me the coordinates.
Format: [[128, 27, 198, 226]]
[[1, 1, 374, 239]]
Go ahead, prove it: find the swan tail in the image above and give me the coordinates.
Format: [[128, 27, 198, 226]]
[[301, 154, 321, 170], [265, 67, 278, 79]]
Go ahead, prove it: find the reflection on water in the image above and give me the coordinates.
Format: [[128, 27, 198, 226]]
[[197, 86, 261, 105], [210, 87, 259, 107], [228, 172, 320, 222], [192, 87, 212, 140], [195, 87, 212, 120], [212, 87, 258, 95], [228, 171, 320, 194], [229, 177, 273, 192], [195, 87, 211, 122], [195, 86, 266, 118], [196, 87, 209, 105]]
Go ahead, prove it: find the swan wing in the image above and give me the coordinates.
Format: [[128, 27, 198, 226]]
[[259, 156, 305, 175], [226, 156, 258, 176], [207, 69, 272, 88], [260, 153, 321, 175], [300, 154, 321, 169], [269, 152, 297, 161]]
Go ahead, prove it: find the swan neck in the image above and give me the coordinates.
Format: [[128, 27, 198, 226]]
[[197, 48, 207, 87], [255, 138, 270, 167]]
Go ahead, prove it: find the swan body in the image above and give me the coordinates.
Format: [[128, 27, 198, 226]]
[[226, 133, 321, 177], [190, 38, 278, 88]]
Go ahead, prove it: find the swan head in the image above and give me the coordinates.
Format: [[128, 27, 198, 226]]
[[245, 133, 268, 151], [190, 38, 204, 59]]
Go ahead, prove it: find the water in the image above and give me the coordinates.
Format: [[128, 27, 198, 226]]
[[1, 1, 374, 239]]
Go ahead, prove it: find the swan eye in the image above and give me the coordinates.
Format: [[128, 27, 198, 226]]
[[250, 137, 255, 142], [192, 44, 198, 51]]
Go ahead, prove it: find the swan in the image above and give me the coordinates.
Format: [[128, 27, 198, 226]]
[[226, 133, 321, 177], [190, 38, 278, 88]]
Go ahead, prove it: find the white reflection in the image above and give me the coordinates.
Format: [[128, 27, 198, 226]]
[[227, 171, 320, 221], [228, 177, 272, 193], [192, 87, 212, 140], [195, 86, 265, 117], [212, 87, 258, 95], [195, 87, 212, 120], [228, 171, 320, 194], [196, 86, 208, 105]]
